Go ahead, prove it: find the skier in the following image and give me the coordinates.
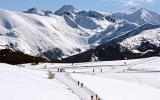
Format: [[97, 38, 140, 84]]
[[81, 83, 83, 88], [100, 69, 102, 72], [91, 95, 94, 100], [123, 68, 125, 72], [78, 81, 80, 86], [63, 68, 65, 72], [93, 69, 95, 72], [60, 68, 62, 72], [44, 65, 46, 69], [58, 68, 59, 72], [95, 94, 98, 100]]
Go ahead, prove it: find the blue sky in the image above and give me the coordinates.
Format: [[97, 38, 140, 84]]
[[0, 0, 160, 13]]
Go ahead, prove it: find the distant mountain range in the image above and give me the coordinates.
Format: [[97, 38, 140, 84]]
[[0, 5, 160, 63]]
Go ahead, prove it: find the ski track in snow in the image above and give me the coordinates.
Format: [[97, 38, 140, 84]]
[[23, 57, 160, 100], [55, 73, 102, 100]]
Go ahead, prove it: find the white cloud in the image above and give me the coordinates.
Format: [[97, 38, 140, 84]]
[[103, 0, 154, 5]]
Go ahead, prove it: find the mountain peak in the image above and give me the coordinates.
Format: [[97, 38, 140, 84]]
[[24, 7, 44, 15], [133, 8, 155, 18], [127, 6, 137, 12], [54, 5, 77, 15], [135, 8, 157, 14], [137, 8, 149, 12], [25, 7, 39, 13], [24, 7, 53, 16], [113, 7, 137, 14]]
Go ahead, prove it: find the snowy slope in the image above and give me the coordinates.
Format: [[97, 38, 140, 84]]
[[1, 6, 160, 61], [21, 57, 160, 100], [61, 23, 160, 63], [55, 5, 115, 31], [88, 20, 138, 45], [56, 73, 99, 100], [55, 5, 77, 15], [0, 6, 116, 60], [24, 7, 53, 16], [72, 74, 160, 100], [0, 63, 79, 100], [112, 8, 160, 25], [0, 8, 90, 59], [121, 28, 160, 53]]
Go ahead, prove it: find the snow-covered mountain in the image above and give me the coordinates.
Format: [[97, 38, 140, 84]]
[[54, 5, 115, 30], [0, 6, 115, 60], [0, 8, 90, 60], [121, 27, 160, 53], [88, 7, 160, 46], [55, 5, 77, 15], [88, 20, 138, 45], [1, 5, 160, 62], [24, 7, 53, 16], [62, 24, 160, 62], [112, 8, 160, 25]]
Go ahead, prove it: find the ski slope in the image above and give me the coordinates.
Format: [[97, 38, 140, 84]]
[[1, 57, 160, 100], [56, 73, 100, 100], [0, 63, 79, 100], [71, 74, 160, 100]]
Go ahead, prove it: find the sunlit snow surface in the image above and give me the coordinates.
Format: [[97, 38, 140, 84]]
[[1, 7, 160, 59], [0, 63, 79, 100], [1, 57, 160, 100]]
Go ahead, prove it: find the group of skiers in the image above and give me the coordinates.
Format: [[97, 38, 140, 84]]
[[45, 64, 103, 100], [77, 81, 83, 88], [77, 81, 100, 100], [57, 68, 65, 72], [92, 69, 103, 73], [91, 94, 100, 100], [72, 69, 103, 74]]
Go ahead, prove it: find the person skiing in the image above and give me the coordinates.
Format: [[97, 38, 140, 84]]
[[57, 68, 59, 72], [91, 95, 94, 100], [100, 69, 102, 72], [44, 65, 46, 69], [96, 94, 98, 100], [123, 68, 125, 72], [81, 83, 83, 88], [78, 81, 80, 85]]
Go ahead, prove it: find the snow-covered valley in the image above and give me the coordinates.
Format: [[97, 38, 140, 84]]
[[1, 1, 160, 100], [1, 57, 160, 100]]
